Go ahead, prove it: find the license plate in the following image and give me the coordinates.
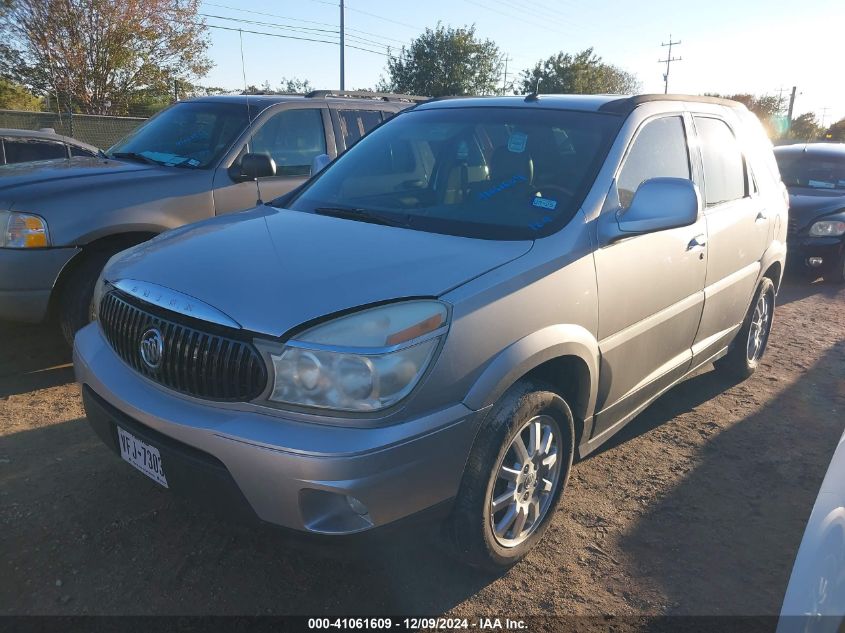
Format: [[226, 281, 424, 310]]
[[116, 426, 168, 488]]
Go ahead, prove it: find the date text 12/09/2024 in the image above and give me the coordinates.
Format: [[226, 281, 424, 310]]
[[307, 618, 528, 630]]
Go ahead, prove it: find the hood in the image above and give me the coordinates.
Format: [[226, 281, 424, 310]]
[[106, 206, 533, 338], [0, 157, 194, 210], [788, 188, 845, 229]]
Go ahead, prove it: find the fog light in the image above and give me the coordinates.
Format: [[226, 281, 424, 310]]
[[346, 495, 369, 516], [808, 257, 824, 267]]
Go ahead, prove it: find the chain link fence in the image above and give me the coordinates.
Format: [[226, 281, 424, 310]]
[[0, 109, 147, 149]]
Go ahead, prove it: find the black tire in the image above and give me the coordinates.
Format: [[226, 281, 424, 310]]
[[58, 250, 116, 346], [715, 277, 776, 380], [445, 379, 575, 571], [823, 250, 845, 284]]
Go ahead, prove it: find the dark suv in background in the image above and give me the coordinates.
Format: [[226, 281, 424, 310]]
[[775, 143, 845, 283], [0, 91, 420, 341]]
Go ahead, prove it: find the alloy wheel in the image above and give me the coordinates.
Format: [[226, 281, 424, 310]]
[[488, 414, 563, 548], [746, 291, 773, 363]]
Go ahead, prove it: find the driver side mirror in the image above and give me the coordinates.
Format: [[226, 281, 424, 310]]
[[617, 177, 700, 234], [310, 153, 331, 176], [229, 153, 276, 182]]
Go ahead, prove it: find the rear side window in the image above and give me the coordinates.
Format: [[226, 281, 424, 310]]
[[4, 139, 67, 163], [617, 116, 690, 209], [338, 109, 384, 148], [694, 117, 746, 206], [71, 145, 96, 157], [250, 108, 327, 177]]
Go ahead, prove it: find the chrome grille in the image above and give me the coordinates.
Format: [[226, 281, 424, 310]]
[[99, 291, 267, 401]]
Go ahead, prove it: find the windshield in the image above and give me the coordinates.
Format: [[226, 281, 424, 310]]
[[775, 151, 845, 191], [286, 107, 621, 240], [108, 101, 250, 168]]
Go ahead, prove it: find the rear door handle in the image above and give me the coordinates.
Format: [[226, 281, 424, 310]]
[[756, 210, 768, 222], [687, 235, 707, 250]]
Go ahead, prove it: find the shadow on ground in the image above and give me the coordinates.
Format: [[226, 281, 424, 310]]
[[617, 341, 845, 614], [0, 321, 72, 398]]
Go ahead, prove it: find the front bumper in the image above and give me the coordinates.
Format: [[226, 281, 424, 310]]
[[73, 323, 485, 535], [787, 236, 844, 273], [0, 246, 79, 322]]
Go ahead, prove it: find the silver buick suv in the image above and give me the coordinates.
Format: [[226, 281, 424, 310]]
[[73, 94, 787, 569]]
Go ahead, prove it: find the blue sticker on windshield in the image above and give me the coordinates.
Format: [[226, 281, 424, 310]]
[[532, 196, 557, 210], [508, 132, 528, 153]]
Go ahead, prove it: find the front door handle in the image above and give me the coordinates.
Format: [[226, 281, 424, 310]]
[[687, 234, 707, 250]]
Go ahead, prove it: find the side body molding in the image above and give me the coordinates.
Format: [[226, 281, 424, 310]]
[[463, 323, 600, 424]]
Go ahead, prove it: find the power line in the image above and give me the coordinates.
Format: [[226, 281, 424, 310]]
[[200, 13, 389, 52], [658, 35, 681, 94], [202, 22, 388, 56], [201, 1, 406, 45]]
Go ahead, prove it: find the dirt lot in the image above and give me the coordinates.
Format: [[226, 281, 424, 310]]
[[1, 276, 844, 617]]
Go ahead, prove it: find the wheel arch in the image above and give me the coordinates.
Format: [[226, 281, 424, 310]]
[[463, 324, 600, 444], [49, 230, 159, 316]]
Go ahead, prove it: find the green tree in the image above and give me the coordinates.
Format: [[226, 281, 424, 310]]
[[0, 77, 40, 110], [378, 24, 501, 97], [823, 118, 845, 142], [1, 0, 212, 115], [517, 48, 639, 95], [705, 93, 787, 138], [278, 77, 312, 94], [788, 112, 824, 142]]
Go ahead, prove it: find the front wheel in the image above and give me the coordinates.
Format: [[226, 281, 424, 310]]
[[715, 277, 776, 380], [58, 250, 117, 346], [445, 380, 575, 571]]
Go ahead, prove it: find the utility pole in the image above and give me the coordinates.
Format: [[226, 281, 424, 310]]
[[339, 0, 345, 90], [501, 55, 511, 95], [786, 86, 797, 125], [658, 35, 682, 94], [821, 106, 830, 129]]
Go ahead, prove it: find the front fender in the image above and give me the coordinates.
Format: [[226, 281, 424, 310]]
[[462, 323, 599, 420]]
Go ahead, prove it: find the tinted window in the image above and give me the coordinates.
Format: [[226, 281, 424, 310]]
[[338, 109, 384, 148], [109, 101, 249, 168], [71, 145, 96, 157], [287, 107, 621, 240], [617, 116, 690, 208], [4, 139, 67, 163], [775, 152, 845, 190], [695, 117, 746, 205], [250, 108, 326, 176]]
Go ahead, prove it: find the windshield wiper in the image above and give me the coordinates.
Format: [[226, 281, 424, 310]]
[[314, 206, 411, 228], [108, 151, 163, 166]]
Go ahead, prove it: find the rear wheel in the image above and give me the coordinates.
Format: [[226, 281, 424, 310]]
[[445, 379, 574, 571], [715, 277, 775, 380]]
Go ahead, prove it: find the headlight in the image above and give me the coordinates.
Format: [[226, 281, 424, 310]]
[[262, 300, 449, 413], [0, 211, 50, 248], [809, 219, 845, 237]]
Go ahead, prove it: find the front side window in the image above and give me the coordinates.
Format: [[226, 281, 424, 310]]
[[695, 116, 747, 206], [286, 107, 621, 240], [617, 116, 691, 209], [249, 108, 327, 177], [4, 139, 67, 163], [108, 101, 250, 168]]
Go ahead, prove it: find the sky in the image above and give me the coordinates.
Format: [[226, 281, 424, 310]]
[[199, 0, 845, 126]]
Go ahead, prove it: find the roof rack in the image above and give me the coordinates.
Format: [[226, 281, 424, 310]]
[[598, 93, 743, 114], [304, 90, 428, 103]]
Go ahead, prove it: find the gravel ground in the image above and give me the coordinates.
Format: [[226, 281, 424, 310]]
[[1, 276, 843, 617]]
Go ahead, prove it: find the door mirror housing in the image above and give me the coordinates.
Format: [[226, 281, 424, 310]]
[[310, 153, 331, 176], [618, 177, 700, 234], [230, 153, 276, 182]]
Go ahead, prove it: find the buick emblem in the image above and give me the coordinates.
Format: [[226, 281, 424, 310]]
[[139, 327, 164, 370]]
